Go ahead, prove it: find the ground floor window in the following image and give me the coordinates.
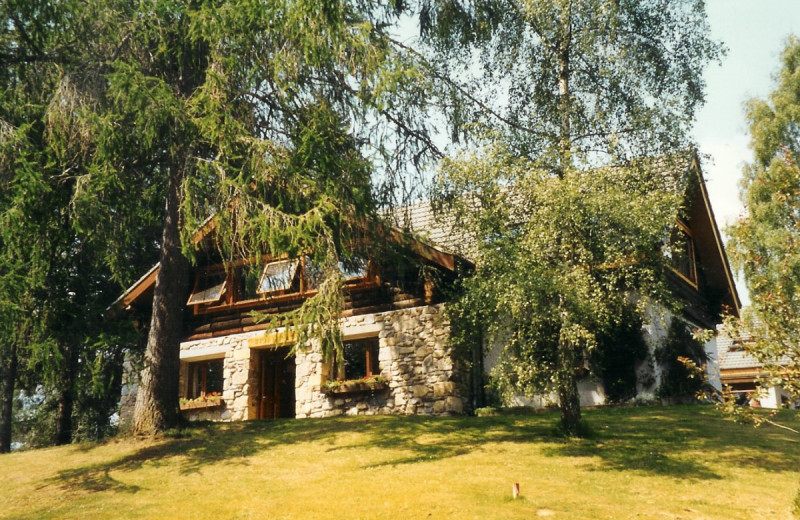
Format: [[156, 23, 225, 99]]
[[334, 338, 380, 380], [187, 359, 224, 398]]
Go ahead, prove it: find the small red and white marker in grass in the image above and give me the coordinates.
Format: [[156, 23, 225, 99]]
[[512, 482, 520, 499]]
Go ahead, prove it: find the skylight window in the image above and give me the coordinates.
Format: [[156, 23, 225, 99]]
[[258, 259, 299, 293], [187, 271, 227, 305]]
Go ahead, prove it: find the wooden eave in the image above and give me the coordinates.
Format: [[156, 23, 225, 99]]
[[687, 154, 742, 317], [111, 219, 463, 314], [719, 367, 762, 384], [107, 263, 159, 315]]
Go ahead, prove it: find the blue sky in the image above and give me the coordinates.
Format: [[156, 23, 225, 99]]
[[693, 0, 800, 306]]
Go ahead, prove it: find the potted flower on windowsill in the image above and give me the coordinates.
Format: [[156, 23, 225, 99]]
[[180, 392, 223, 410], [320, 375, 387, 395]]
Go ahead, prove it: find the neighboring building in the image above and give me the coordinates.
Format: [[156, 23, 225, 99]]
[[717, 322, 796, 409], [116, 153, 741, 423]]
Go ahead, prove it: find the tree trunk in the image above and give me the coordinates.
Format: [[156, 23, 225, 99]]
[[54, 387, 74, 445], [558, 377, 582, 435], [132, 163, 190, 436], [0, 340, 17, 453], [54, 344, 76, 445], [557, 309, 582, 436], [557, 3, 572, 177]]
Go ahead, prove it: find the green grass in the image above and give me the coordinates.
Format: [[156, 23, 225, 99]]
[[2, 405, 799, 519]]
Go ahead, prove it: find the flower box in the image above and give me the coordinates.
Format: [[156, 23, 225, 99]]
[[320, 380, 388, 395], [180, 398, 223, 411]]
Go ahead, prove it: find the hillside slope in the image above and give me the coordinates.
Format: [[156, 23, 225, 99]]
[[2, 406, 799, 519]]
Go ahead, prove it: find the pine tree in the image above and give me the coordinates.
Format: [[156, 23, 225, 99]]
[[48, 0, 443, 435]]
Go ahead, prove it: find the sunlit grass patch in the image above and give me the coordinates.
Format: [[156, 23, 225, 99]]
[[1, 405, 798, 519]]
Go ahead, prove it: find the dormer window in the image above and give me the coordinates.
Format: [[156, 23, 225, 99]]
[[187, 271, 227, 305]]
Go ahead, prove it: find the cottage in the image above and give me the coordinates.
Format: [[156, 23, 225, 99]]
[[717, 321, 797, 409], [398, 153, 740, 406], [115, 228, 470, 425], [117, 153, 740, 423]]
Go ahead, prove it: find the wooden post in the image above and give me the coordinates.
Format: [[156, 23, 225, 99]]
[[512, 482, 520, 499]]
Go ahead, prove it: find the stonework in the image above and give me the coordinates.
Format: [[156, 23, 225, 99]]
[[179, 330, 264, 422], [119, 303, 464, 424], [295, 303, 462, 418]]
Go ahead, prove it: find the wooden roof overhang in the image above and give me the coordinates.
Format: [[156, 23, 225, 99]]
[[685, 154, 741, 317], [110, 218, 465, 315], [719, 367, 762, 385]]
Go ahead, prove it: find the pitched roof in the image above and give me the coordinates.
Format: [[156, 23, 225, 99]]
[[393, 152, 740, 317]]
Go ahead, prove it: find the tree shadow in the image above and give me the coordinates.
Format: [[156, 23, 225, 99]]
[[40, 405, 800, 496], [542, 406, 800, 479]]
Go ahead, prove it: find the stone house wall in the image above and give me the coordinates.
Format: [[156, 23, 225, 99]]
[[295, 303, 462, 418], [121, 303, 464, 424]]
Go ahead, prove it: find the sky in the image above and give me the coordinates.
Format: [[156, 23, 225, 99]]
[[693, 0, 800, 307]]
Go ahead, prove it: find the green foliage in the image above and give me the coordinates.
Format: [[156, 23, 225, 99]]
[[427, 0, 719, 433], [52, 0, 446, 377], [654, 319, 708, 400], [421, 0, 723, 168], [0, 0, 162, 446], [442, 145, 682, 428], [590, 307, 651, 403], [727, 37, 800, 402]]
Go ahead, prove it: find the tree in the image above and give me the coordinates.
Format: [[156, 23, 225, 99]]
[[426, 0, 721, 433], [441, 147, 682, 432], [0, 0, 162, 448], [727, 37, 800, 405], [48, 0, 443, 435]]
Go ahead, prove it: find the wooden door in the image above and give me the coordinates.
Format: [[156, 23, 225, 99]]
[[258, 349, 295, 419]]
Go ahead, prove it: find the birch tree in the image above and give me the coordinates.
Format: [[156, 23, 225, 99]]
[[426, 0, 722, 433]]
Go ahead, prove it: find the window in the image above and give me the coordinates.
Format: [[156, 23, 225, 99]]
[[187, 359, 224, 399], [339, 257, 368, 280], [333, 338, 380, 380], [669, 224, 697, 285], [258, 259, 300, 293], [304, 256, 368, 291], [187, 271, 227, 305], [234, 264, 261, 301]]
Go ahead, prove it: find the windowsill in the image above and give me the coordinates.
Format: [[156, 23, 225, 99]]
[[320, 380, 387, 395], [668, 266, 698, 290]]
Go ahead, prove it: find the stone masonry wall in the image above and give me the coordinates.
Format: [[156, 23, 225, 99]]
[[295, 304, 464, 418], [179, 330, 263, 422], [136, 302, 464, 423]]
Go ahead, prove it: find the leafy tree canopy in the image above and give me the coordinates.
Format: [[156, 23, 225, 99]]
[[427, 0, 722, 433], [727, 36, 800, 402]]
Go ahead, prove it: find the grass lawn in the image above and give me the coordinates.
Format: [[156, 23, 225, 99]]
[[1, 405, 799, 520]]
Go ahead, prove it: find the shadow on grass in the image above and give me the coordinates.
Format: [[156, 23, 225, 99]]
[[542, 406, 800, 480], [42, 405, 800, 495]]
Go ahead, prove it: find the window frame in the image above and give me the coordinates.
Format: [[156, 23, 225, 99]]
[[186, 358, 224, 399], [668, 221, 698, 288], [257, 258, 300, 295], [186, 269, 228, 306], [332, 337, 380, 382]]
